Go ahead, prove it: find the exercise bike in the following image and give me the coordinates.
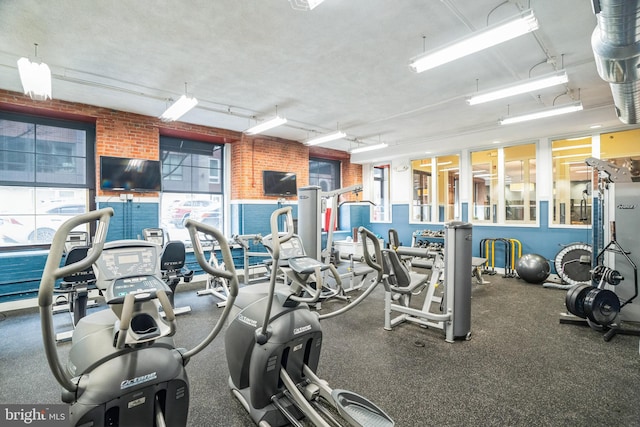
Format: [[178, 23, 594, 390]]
[[222, 206, 394, 427], [39, 208, 238, 426]]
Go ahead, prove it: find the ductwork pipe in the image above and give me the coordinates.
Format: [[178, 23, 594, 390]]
[[591, 0, 640, 124]]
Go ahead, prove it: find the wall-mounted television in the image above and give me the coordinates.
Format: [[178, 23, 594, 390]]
[[263, 170, 297, 197], [100, 156, 162, 192]]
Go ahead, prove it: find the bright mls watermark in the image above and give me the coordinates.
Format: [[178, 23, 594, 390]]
[[1, 405, 67, 426]]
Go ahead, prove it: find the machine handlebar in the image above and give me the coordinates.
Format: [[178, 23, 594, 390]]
[[267, 206, 295, 261], [358, 227, 383, 278], [182, 219, 239, 359], [38, 208, 113, 309], [39, 208, 114, 393]]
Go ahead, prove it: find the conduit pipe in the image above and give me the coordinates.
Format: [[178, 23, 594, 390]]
[[591, 0, 640, 124]]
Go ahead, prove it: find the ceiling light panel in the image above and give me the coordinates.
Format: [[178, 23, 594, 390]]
[[468, 70, 568, 105], [500, 102, 583, 125], [409, 9, 539, 73], [305, 131, 346, 146], [244, 116, 287, 135]]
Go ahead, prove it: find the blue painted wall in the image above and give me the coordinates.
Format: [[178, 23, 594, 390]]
[[363, 201, 592, 274], [98, 200, 159, 241], [0, 200, 593, 303]]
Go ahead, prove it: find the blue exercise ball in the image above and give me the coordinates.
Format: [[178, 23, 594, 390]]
[[516, 253, 551, 284]]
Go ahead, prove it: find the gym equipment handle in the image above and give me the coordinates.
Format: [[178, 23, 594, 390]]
[[39, 208, 113, 393], [358, 227, 383, 280], [182, 218, 239, 360], [38, 208, 113, 309]]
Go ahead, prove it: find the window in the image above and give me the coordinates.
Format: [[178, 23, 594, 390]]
[[551, 137, 592, 225], [504, 144, 536, 223], [411, 158, 432, 222], [209, 158, 221, 184], [309, 158, 340, 192], [0, 112, 94, 248], [162, 153, 184, 181], [372, 164, 390, 222], [159, 137, 224, 243], [600, 128, 640, 181], [437, 155, 459, 222], [471, 149, 498, 223]]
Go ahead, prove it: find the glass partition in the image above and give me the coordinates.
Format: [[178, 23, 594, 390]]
[[436, 154, 459, 222], [411, 158, 432, 222], [504, 144, 536, 223], [471, 149, 498, 223], [551, 137, 592, 225]]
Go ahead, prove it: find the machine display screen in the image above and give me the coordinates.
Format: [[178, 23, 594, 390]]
[[107, 275, 167, 304], [117, 254, 140, 265], [97, 246, 157, 279]]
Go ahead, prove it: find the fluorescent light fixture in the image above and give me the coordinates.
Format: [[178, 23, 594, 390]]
[[350, 143, 388, 154], [305, 131, 346, 146], [509, 182, 534, 192], [500, 101, 583, 125], [159, 95, 198, 122], [467, 70, 568, 105], [552, 144, 592, 151], [17, 57, 52, 101], [553, 153, 590, 160], [409, 9, 538, 73], [289, 0, 325, 10], [244, 116, 287, 135]]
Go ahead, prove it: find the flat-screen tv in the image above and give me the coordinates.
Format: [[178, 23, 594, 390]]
[[263, 170, 297, 197], [100, 156, 162, 192]]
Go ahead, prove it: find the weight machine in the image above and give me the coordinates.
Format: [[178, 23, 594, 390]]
[[561, 158, 640, 341], [197, 234, 269, 307], [298, 184, 376, 297], [361, 222, 473, 343]]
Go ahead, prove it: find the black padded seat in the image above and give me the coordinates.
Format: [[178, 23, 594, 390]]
[[381, 249, 429, 294]]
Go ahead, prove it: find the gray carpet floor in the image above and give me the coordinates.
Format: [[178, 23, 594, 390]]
[[1, 274, 639, 426]]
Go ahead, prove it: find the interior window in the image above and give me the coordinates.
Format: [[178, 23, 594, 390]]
[[551, 137, 592, 225], [471, 149, 498, 223], [504, 144, 536, 224], [372, 164, 390, 222], [436, 154, 459, 222], [411, 158, 432, 222]]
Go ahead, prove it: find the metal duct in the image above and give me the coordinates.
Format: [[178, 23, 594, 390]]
[[591, 0, 640, 124]]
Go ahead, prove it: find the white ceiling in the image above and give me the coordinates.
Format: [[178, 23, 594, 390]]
[[0, 0, 629, 164]]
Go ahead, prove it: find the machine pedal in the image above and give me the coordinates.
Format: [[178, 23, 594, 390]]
[[331, 389, 394, 427]]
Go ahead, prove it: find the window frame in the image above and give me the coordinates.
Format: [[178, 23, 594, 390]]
[[0, 111, 95, 250]]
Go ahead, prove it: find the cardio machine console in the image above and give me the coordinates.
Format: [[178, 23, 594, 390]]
[[93, 240, 169, 303], [105, 275, 170, 304]]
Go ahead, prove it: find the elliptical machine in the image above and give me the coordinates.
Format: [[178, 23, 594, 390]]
[[39, 208, 238, 426], [224, 206, 394, 427]]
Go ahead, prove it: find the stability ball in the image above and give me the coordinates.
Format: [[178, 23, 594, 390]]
[[516, 253, 551, 284]]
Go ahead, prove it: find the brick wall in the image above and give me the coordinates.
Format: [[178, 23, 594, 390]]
[[0, 89, 362, 200]]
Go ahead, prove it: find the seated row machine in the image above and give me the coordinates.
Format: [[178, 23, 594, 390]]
[[360, 222, 473, 343]]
